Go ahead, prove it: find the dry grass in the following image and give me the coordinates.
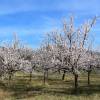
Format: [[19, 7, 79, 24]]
[[0, 72, 100, 100]]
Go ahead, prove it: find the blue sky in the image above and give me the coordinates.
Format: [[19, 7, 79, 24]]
[[0, 0, 100, 49]]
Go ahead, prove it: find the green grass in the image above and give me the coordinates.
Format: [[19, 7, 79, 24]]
[[0, 72, 100, 100]]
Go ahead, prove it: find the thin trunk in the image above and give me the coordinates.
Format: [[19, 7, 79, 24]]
[[29, 71, 32, 81], [43, 71, 46, 85], [74, 74, 78, 91], [46, 70, 48, 81], [62, 70, 66, 80], [58, 69, 61, 74], [9, 74, 12, 81], [8, 74, 12, 85], [88, 71, 91, 85], [88, 65, 92, 86]]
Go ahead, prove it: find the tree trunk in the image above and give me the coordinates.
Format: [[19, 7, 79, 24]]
[[43, 71, 46, 85], [58, 69, 61, 74], [46, 70, 48, 81], [62, 70, 66, 80], [29, 71, 32, 81], [8, 74, 12, 85], [74, 74, 78, 91], [9, 74, 12, 81], [88, 71, 91, 86], [88, 65, 92, 86]]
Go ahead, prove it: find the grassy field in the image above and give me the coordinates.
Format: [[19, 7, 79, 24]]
[[0, 72, 100, 100]]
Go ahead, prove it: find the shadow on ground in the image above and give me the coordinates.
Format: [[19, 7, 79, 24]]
[[0, 75, 100, 99]]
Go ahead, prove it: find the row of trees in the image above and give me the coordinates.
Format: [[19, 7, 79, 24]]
[[0, 17, 99, 91], [0, 34, 35, 82], [37, 16, 100, 90]]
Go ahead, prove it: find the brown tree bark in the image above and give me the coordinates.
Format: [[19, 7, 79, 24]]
[[43, 71, 46, 84], [29, 71, 32, 81], [62, 70, 66, 80], [74, 74, 78, 91], [88, 71, 91, 86]]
